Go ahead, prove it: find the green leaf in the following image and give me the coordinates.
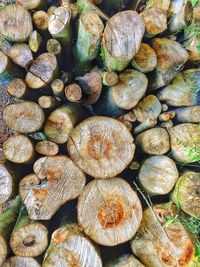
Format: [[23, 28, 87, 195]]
[[190, 0, 198, 7]]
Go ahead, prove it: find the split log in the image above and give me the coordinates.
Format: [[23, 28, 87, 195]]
[[131, 43, 157, 73], [65, 83, 83, 103], [136, 127, 170, 155], [2, 256, 41, 267], [28, 31, 43, 53], [67, 116, 135, 178], [16, 0, 47, 10], [131, 202, 196, 267], [33, 11, 49, 31], [77, 178, 142, 246], [19, 156, 86, 220], [140, 7, 167, 35], [9, 43, 33, 69], [101, 11, 145, 72], [138, 155, 178, 195], [0, 196, 21, 266], [74, 11, 104, 75], [0, 5, 33, 42], [3, 134, 35, 164], [173, 170, 200, 219], [93, 69, 148, 117], [44, 104, 83, 144], [134, 117, 157, 135], [35, 140, 59, 156], [38, 96, 59, 109], [158, 69, 200, 106], [43, 224, 102, 267], [149, 38, 188, 90], [26, 53, 59, 89], [46, 39, 62, 55], [3, 101, 45, 134], [174, 106, 200, 123], [10, 205, 48, 257], [51, 78, 65, 98], [159, 111, 176, 122], [133, 95, 161, 123], [106, 254, 144, 267], [7, 79, 28, 99], [168, 123, 200, 163]]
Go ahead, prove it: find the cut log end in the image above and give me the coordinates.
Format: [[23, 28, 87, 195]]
[[2, 256, 41, 267], [0, 236, 7, 266], [102, 71, 119, 86], [51, 79, 64, 97], [35, 141, 59, 156], [65, 83, 82, 102], [0, 164, 14, 204], [38, 96, 58, 109], [47, 39, 62, 55], [9, 43, 33, 69], [0, 51, 9, 74], [33, 11, 49, 31], [7, 79, 27, 99], [81, 11, 104, 36], [28, 31, 42, 53]]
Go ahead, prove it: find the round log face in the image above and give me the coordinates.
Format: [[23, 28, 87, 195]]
[[0, 5, 33, 42], [35, 141, 59, 156], [67, 116, 135, 179], [2, 256, 41, 267], [16, 0, 44, 10], [0, 236, 7, 266], [139, 155, 179, 195], [0, 164, 14, 203], [77, 178, 142, 246], [0, 51, 9, 74]]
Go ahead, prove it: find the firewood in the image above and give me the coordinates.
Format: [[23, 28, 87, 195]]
[[91, 66, 119, 86], [106, 254, 144, 267], [46, 39, 62, 55], [65, 83, 83, 103], [43, 224, 102, 266], [3, 134, 35, 164], [134, 117, 157, 135], [28, 31, 43, 53], [160, 120, 173, 129], [19, 156, 86, 220], [7, 79, 28, 99], [67, 116, 135, 178], [174, 106, 200, 123], [33, 11, 49, 31], [35, 140, 59, 156], [44, 103, 83, 144], [47, 6, 57, 16], [0, 5, 33, 42], [136, 127, 170, 155], [10, 205, 48, 257], [2, 256, 41, 267], [161, 104, 168, 112], [131, 43, 157, 73], [9, 43, 33, 69], [138, 155, 178, 195], [159, 111, 176, 122], [38, 96, 59, 109], [51, 78, 65, 98], [3, 101, 45, 134], [145, 0, 170, 10], [0, 196, 21, 266], [0, 51, 17, 86], [168, 123, 200, 163], [77, 178, 142, 246], [16, 0, 47, 10], [101, 11, 145, 72]]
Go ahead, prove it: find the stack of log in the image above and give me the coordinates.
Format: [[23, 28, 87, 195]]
[[0, 0, 200, 266]]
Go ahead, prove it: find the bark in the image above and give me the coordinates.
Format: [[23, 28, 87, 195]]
[[65, 83, 83, 102], [174, 106, 200, 123], [149, 38, 188, 90], [172, 170, 200, 219], [51, 79, 65, 98], [0, 5, 33, 42], [3, 101, 45, 134], [9, 43, 33, 69], [19, 155, 86, 220], [106, 254, 144, 267], [131, 202, 196, 267], [7, 79, 28, 99], [74, 11, 104, 75], [43, 224, 102, 267], [3, 134, 35, 164], [138, 155, 178, 195], [168, 123, 200, 163], [101, 11, 145, 72], [158, 69, 200, 106], [28, 31, 43, 53], [159, 111, 176, 122], [134, 117, 157, 135], [77, 178, 142, 246], [16, 0, 47, 10], [2, 256, 41, 267], [133, 95, 162, 123], [38, 96, 59, 109], [0, 196, 21, 266], [33, 11, 49, 31], [93, 69, 148, 117], [67, 116, 135, 179], [136, 127, 170, 155], [10, 205, 48, 257], [26, 53, 59, 89], [35, 140, 59, 156], [44, 103, 83, 144], [46, 39, 62, 55]]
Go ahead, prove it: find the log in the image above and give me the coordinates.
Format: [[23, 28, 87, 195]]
[[173, 170, 200, 219], [174, 106, 200, 123], [7, 79, 28, 99], [0, 5, 33, 42], [2, 256, 41, 267], [158, 69, 200, 106], [77, 177, 142, 246], [138, 155, 178, 195], [51, 78, 65, 98], [67, 116, 135, 178], [159, 111, 176, 122], [65, 83, 83, 103], [168, 123, 200, 163], [61, 0, 78, 18], [10, 205, 48, 257], [136, 127, 170, 155], [185, 34, 200, 63], [3, 101, 45, 134], [74, 11, 104, 75], [0, 196, 21, 266], [134, 117, 157, 135], [46, 39, 62, 55], [149, 38, 188, 90], [160, 120, 173, 129], [101, 71, 119, 86], [101, 11, 145, 72], [9, 43, 33, 69], [131, 43, 157, 73], [131, 202, 196, 267], [3, 134, 35, 164], [26, 53, 59, 89], [93, 69, 148, 117], [16, 0, 47, 10], [47, 6, 57, 16], [19, 155, 86, 220], [106, 254, 144, 267], [43, 224, 102, 267], [44, 103, 83, 144], [140, 7, 167, 35], [35, 140, 59, 156], [33, 11, 49, 31], [145, 0, 170, 10], [0, 51, 16, 86], [133, 95, 161, 123], [28, 31, 43, 53], [161, 104, 168, 112], [38, 95, 58, 109]]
